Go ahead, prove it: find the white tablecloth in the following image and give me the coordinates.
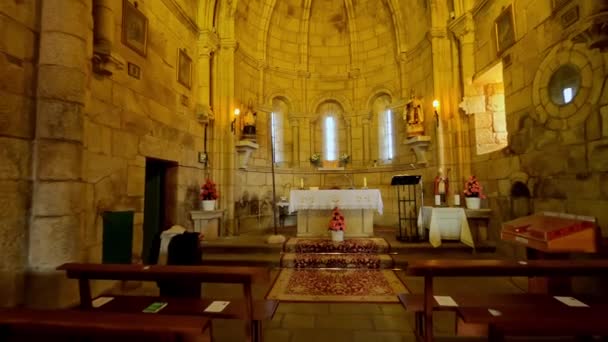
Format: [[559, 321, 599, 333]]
[[289, 189, 383, 215], [418, 207, 474, 248]]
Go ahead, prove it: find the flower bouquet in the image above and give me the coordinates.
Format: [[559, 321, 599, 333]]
[[339, 153, 350, 165], [310, 152, 321, 166], [328, 207, 345, 242], [200, 178, 219, 210], [463, 175, 485, 209]]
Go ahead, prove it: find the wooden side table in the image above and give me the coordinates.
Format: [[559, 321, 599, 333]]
[[465, 208, 492, 245], [191, 210, 225, 239]]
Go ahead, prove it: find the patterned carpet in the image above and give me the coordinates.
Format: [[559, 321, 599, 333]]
[[267, 237, 407, 303], [266, 268, 407, 302], [283, 237, 390, 253]]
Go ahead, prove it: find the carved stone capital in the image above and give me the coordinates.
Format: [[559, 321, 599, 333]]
[[430, 27, 448, 39], [449, 12, 475, 41], [198, 30, 220, 56], [459, 95, 486, 115]]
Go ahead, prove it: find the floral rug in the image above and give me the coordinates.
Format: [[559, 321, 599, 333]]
[[280, 253, 394, 269], [265, 269, 408, 302], [283, 237, 390, 254]]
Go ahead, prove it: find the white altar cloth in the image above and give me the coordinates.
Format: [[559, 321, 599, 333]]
[[417, 207, 474, 248], [288, 189, 383, 214], [289, 189, 383, 237]]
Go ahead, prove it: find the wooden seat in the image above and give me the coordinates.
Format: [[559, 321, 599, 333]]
[[0, 308, 211, 342], [57, 263, 271, 342], [403, 259, 608, 342]]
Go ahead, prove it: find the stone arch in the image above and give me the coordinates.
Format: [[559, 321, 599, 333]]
[[309, 94, 352, 116]]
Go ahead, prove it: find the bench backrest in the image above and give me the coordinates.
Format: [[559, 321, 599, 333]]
[[58, 263, 269, 283], [405, 259, 608, 277]]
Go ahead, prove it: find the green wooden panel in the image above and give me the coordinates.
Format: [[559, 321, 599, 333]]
[[102, 211, 134, 264]]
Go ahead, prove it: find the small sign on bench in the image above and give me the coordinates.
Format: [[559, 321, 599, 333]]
[[204, 301, 230, 313]]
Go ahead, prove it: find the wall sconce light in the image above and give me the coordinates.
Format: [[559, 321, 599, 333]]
[[433, 99, 440, 127], [231, 108, 240, 133]]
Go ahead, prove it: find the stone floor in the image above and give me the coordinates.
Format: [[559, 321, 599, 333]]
[[119, 228, 579, 341]]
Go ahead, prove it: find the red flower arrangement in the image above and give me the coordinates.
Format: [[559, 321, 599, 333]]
[[463, 175, 486, 198], [200, 178, 219, 200], [328, 207, 346, 231]]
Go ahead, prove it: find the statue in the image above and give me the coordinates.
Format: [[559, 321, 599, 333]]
[[404, 90, 425, 137], [241, 103, 257, 142], [433, 167, 449, 206]]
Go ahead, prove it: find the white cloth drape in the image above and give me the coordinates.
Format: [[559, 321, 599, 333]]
[[289, 189, 383, 215], [418, 207, 474, 248]]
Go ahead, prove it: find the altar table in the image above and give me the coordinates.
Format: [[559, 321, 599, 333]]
[[417, 207, 474, 248], [289, 189, 383, 237]]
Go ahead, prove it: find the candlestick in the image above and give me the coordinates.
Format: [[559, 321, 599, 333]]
[[454, 194, 460, 206], [300, 178, 304, 189], [363, 177, 367, 188]]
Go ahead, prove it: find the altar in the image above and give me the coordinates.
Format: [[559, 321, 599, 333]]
[[288, 189, 383, 237]]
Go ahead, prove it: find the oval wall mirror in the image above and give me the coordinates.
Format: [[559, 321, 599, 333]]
[[548, 64, 581, 106]]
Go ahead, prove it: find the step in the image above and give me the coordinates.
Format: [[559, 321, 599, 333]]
[[280, 253, 395, 269]]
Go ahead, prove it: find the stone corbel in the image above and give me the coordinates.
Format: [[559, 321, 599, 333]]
[[92, 51, 125, 76], [235, 140, 259, 170], [403, 135, 432, 166], [196, 103, 215, 124]]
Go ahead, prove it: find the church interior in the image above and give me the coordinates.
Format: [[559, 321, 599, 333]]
[[2, 0, 608, 341]]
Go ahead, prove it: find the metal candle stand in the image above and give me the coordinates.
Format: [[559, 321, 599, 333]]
[[391, 175, 423, 242]]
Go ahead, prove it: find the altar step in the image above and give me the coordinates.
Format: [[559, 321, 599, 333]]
[[201, 237, 496, 268]]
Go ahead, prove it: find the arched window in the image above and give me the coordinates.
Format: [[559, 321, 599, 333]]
[[372, 94, 395, 162], [270, 97, 291, 166], [324, 115, 337, 160]]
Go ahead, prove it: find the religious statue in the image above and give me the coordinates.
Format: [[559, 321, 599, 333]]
[[433, 168, 449, 206], [404, 90, 425, 137], [241, 103, 257, 142]]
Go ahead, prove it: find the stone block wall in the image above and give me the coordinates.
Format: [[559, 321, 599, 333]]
[[84, 0, 207, 266], [0, 0, 38, 306], [468, 0, 608, 258]]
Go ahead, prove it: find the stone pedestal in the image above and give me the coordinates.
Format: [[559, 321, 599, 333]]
[[235, 140, 259, 170], [403, 135, 431, 165], [191, 210, 224, 240]]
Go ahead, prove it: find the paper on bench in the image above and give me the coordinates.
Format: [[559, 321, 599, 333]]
[[554, 296, 589, 307], [434, 296, 458, 307], [92, 296, 114, 308], [204, 301, 230, 312]]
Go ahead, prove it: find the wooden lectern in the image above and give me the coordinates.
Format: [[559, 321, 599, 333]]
[[501, 212, 599, 294]]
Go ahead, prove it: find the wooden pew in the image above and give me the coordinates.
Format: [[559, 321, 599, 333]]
[[91, 295, 279, 342], [402, 259, 608, 342], [57, 263, 270, 342], [0, 308, 211, 342], [458, 305, 608, 341]]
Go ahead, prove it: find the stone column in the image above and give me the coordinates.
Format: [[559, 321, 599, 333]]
[[217, 39, 237, 235], [197, 30, 219, 109], [290, 117, 300, 167], [28, 0, 90, 307], [362, 117, 371, 164]]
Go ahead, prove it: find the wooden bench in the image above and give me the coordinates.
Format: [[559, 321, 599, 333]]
[[57, 263, 271, 342], [91, 295, 279, 341], [0, 308, 211, 341], [458, 305, 608, 341], [402, 259, 608, 342]]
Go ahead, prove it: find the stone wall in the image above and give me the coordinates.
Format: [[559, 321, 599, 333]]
[[0, 0, 38, 307], [84, 0, 207, 266], [468, 0, 608, 257]]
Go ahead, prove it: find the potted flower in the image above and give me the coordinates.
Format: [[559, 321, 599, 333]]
[[200, 178, 219, 211], [463, 175, 485, 209], [328, 207, 345, 242], [310, 152, 321, 167]]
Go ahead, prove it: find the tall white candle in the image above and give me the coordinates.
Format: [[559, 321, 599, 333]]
[[363, 177, 367, 188], [454, 194, 460, 206], [300, 178, 304, 189], [434, 195, 441, 206]]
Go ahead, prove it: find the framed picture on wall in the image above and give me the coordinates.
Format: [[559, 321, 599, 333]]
[[122, 0, 148, 57], [494, 5, 515, 55], [178, 49, 192, 89]]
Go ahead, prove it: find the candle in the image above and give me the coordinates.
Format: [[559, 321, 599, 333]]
[[363, 177, 367, 188], [300, 178, 304, 189], [454, 194, 460, 206], [434, 195, 441, 206]]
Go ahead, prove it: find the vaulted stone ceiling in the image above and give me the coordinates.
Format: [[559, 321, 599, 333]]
[[234, 0, 420, 78]]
